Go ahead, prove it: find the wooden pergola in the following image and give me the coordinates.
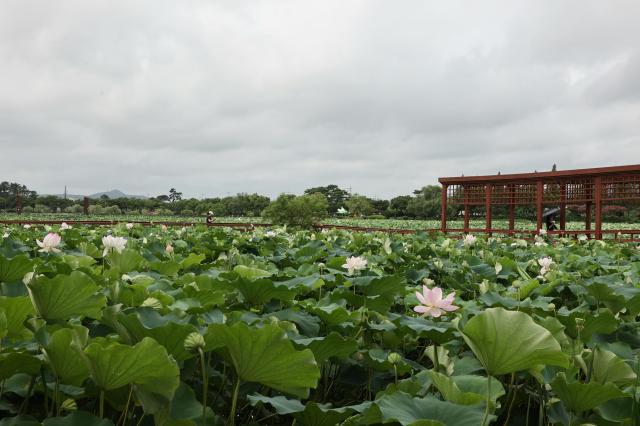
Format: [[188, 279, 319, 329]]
[[438, 164, 640, 240]]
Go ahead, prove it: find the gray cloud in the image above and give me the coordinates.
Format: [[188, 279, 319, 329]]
[[1, 0, 639, 199]]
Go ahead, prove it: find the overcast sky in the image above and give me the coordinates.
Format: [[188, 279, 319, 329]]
[[1, 1, 639, 199]]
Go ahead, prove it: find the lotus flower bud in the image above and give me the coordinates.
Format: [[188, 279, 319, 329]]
[[184, 332, 206, 352], [61, 399, 78, 412], [387, 352, 402, 365], [547, 303, 556, 311], [575, 317, 585, 332], [141, 297, 162, 310]]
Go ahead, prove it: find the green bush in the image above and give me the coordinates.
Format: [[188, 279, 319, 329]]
[[262, 193, 328, 228], [181, 209, 194, 216], [345, 195, 375, 217]]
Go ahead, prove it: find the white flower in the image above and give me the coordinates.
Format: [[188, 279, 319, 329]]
[[2, 232, 8, 239], [126, 223, 134, 230], [142, 237, 148, 244], [578, 234, 588, 242], [538, 257, 554, 276], [539, 228, 547, 236], [337, 207, 348, 215], [265, 231, 277, 238], [161, 225, 168, 231], [463, 234, 476, 246], [165, 243, 174, 254], [102, 235, 127, 256], [23, 224, 31, 229], [60, 222, 72, 230], [36, 233, 62, 253], [342, 256, 367, 275]]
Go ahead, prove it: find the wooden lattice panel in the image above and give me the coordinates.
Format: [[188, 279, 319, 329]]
[[602, 174, 640, 202]]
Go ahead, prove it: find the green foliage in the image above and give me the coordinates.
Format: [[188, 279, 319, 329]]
[[345, 195, 375, 217], [262, 193, 329, 228]]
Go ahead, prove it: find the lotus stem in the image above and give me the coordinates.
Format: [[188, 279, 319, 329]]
[[481, 373, 491, 426], [99, 390, 105, 418], [199, 348, 208, 426], [39, 368, 48, 416], [228, 375, 241, 426]]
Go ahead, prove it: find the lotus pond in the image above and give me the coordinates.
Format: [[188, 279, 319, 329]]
[[0, 224, 639, 425]]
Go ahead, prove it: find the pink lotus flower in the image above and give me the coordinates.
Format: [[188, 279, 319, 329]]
[[165, 243, 174, 254], [413, 285, 459, 318], [36, 233, 62, 253]]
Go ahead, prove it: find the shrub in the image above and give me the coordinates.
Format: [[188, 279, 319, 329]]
[[181, 209, 194, 216], [262, 193, 328, 228]]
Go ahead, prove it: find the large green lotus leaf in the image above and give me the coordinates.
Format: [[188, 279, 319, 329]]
[[0, 351, 41, 380], [108, 249, 144, 273], [233, 265, 273, 281], [231, 277, 297, 306], [304, 303, 354, 327], [247, 394, 369, 426], [84, 337, 179, 400], [116, 308, 198, 361], [180, 253, 206, 270], [40, 327, 90, 386], [207, 322, 320, 398], [149, 260, 181, 276], [550, 372, 627, 413], [293, 332, 358, 364], [0, 255, 32, 283], [0, 416, 41, 426], [372, 392, 488, 426], [168, 382, 215, 421], [461, 308, 568, 375], [0, 308, 6, 340], [427, 370, 504, 406], [589, 346, 637, 386], [42, 411, 114, 426], [61, 254, 97, 270], [27, 271, 106, 320], [0, 296, 34, 340], [556, 309, 618, 342], [268, 308, 321, 337]]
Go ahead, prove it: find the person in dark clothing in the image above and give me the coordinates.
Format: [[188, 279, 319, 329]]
[[206, 211, 214, 224], [543, 207, 560, 231]]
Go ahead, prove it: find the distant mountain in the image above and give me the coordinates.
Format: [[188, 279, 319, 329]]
[[49, 190, 148, 200]]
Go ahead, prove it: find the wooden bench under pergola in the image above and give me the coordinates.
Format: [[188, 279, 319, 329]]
[[438, 164, 640, 240]]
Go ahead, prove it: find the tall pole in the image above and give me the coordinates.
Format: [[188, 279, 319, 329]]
[[441, 184, 448, 232], [463, 185, 470, 233], [16, 191, 22, 214], [536, 181, 544, 232], [559, 183, 566, 234], [508, 184, 515, 235], [594, 176, 602, 240], [485, 184, 492, 236], [83, 196, 89, 215]]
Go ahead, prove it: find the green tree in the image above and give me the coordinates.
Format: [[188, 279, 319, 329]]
[[388, 195, 412, 217], [304, 185, 350, 214], [345, 195, 375, 217], [168, 188, 183, 203], [262, 193, 329, 228]]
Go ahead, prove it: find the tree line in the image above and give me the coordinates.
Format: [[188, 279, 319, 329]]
[[1, 181, 637, 223]]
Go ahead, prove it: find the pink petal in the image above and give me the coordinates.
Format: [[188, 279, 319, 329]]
[[428, 287, 443, 305], [442, 304, 460, 312], [36, 239, 43, 248], [429, 308, 443, 318], [415, 291, 427, 305], [444, 292, 456, 303], [413, 305, 429, 314]]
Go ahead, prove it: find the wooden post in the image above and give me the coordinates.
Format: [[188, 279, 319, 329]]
[[559, 183, 566, 234], [440, 185, 448, 232], [463, 185, 470, 233], [15, 191, 22, 214], [508, 184, 515, 235], [485, 184, 492, 236], [83, 196, 89, 215], [536, 181, 544, 232], [585, 202, 592, 233], [595, 176, 602, 240]]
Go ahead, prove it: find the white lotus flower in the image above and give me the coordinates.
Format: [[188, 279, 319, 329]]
[[102, 235, 127, 256], [165, 243, 174, 254], [463, 234, 476, 246], [36, 233, 62, 253], [161, 225, 168, 231], [2, 232, 8, 239], [342, 256, 367, 275], [60, 222, 72, 230], [539, 228, 547, 236], [538, 257, 554, 276], [126, 223, 134, 230], [265, 230, 277, 238], [23, 224, 31, 229]]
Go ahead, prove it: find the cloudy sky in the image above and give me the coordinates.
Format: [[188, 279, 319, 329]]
[[1, 1, 639, 199]]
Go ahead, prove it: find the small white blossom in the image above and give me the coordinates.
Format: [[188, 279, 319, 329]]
[[462, 234, 476, 247], [342, 256, 367, 275]]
